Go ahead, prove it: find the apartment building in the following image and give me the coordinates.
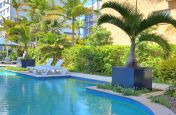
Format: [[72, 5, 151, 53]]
[[83, 0, 102, 37], [0, 0, 16, 38], [101, 0, 176, 45], [0, 0, 74, 37]]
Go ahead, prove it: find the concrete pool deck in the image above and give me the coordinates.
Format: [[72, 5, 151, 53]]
[[87, 86, 175, 115], [14, 71, 171, 91], [4, 70, 175, 115], [0, 64, 17, 67]]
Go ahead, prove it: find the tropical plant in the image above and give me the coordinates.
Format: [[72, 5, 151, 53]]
[[98, 1, 176, 67], [86, 26, 112, 46], [27, 0, 66, 35], [38, 32, 71, 63], [22, 0, 49, 23], [10, 0, 24, 19], [158, 57, 176, 84], [61, 0, 92, 46], [6, 23, 32, 59]]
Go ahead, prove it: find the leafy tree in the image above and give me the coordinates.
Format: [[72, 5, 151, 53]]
[[98, 1, 176, 67], [22, 0, 49, 23], [61, 0, 92, 46], [10, 0, 24, 20], [6, 21, 32, 59], [38, 32, 71, 63], [86, 26, 112, 46]]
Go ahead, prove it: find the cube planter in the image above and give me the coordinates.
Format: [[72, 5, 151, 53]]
[[112, 67, 152, 89], [20, 59, 35, 68]]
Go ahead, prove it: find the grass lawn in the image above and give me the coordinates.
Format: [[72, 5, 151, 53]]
[[5, 67, 28, 72]]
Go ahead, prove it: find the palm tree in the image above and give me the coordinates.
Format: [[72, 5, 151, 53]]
[[98, 1, 176, 67], [7, 24, 31, 59], [61, 0, 92, 46], [10, 0, 23, 20], [22, 0, 49, 23]]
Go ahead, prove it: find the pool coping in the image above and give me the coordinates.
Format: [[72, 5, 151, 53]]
[[3, 70, 175, 115], [87, 86, 175, 115]]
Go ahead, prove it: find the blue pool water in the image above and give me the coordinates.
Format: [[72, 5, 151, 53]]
[[0, 71, 153, 115]]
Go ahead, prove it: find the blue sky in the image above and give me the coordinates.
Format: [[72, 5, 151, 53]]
[[85, 0, 93, 6]]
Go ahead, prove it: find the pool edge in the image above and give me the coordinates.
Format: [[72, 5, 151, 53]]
[[3, 70, 175, 115]]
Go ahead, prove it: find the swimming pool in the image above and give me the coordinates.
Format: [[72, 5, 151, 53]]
[[0, 70, 154, 115]]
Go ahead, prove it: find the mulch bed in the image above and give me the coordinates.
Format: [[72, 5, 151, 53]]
[[165, 95, 176, 113]]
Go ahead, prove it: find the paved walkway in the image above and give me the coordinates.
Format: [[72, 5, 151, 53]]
[[15, 71, 171, 91], [70, 72, 171, 90]]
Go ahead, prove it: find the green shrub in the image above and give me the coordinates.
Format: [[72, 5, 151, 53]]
[[9, 52, 17, 61], [63, 45, 128, 75], [62, 44, 176, 82], [165, 87, 176, 98], [97, 84, 151, 96], [150, 96, 172, 108], [86, 27, 112, 46], [62, 45, 163, 76], [158, 57, 176, 84]]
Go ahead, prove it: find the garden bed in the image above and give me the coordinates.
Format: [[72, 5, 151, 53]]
[[97, 84, 159, 96], [151, 95, 176, 114]]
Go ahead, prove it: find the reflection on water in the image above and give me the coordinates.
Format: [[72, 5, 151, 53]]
[[0, 71, 149, 115]]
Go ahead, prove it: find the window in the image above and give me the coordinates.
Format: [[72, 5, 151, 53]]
[[6, 0, 9, 4], [6, 7, 9, 13], [3, 1, 5, 7], [3, 10, 5, 15], [0, 3, 2, 9]]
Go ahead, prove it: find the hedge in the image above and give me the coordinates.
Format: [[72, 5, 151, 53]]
[[63, 44, 176, 78], [158, 57, 176, 84]]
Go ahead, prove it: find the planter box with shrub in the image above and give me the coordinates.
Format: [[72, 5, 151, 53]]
[[112, 67, 152, 89], [20, 59, 35, 68]]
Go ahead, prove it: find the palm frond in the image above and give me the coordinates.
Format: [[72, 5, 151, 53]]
[[138, 33, 171, 58], [98, 14, 131, 36], [101, 1, 139, 19], [139, 11, 176, 34], [71, 5, 92, 17]]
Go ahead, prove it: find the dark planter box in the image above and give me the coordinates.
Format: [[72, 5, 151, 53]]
[[21, 59, 35, 68], [112, 67, 152, 89]]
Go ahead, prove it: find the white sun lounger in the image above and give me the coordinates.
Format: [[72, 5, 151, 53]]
[[0, 57, 11, 64], [27, 58, 53, 73], [34, 60, 67, 75]]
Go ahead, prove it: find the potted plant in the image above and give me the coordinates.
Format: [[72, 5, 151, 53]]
[[98, 1, 176, 89], [7, 22, 35, 68]]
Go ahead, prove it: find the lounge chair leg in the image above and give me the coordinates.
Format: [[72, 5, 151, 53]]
[[41, 69, 49, 75], [61, 69, 68, 74]]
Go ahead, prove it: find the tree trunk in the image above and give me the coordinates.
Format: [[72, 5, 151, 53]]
[[23, 44, 28, 59], [126, 38, 137, 67], [16, 9, 19, 22], [72, 17, 75, 46], [135, 0, 138, 13]]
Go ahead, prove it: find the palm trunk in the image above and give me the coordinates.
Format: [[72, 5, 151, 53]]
[[72, 17, 75, 46], [23, 44, 28, 59], [135, 0, 138, 13], [16, 9, 19, 22], [126, 38, 137, 67]]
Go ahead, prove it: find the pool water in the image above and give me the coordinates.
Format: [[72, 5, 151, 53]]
[[0, 71, 153, 115]]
